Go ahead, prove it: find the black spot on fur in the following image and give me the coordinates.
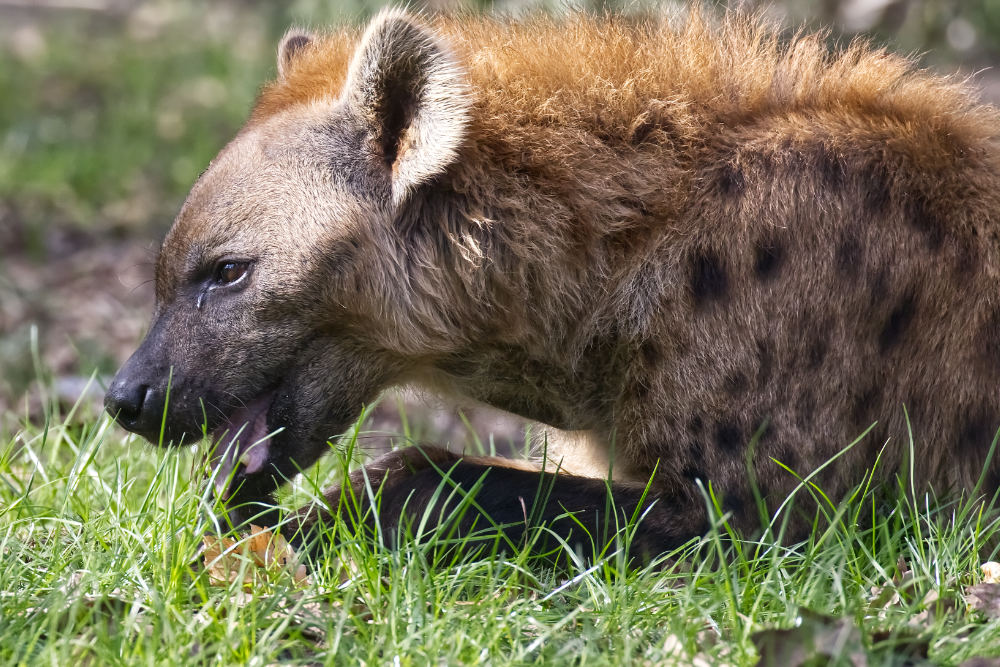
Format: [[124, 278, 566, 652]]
[[630, 381, 650, 400], [776, 446, 799, 471], [984, 469, 1000, 498], [980, 308, 1000, 373], [850, 385, 880, 435], [958, 411, 997, 452], [682, 442, 707, 482], [805, 335, 828, 370], [816, 145, 846, 190], [725, 372, 749, 396], [862, 162, 893, 218], [639, 341, 661, 366], [755, 484, 771, 504], [796, 391, 816, 425], [954, 240, 980, 284], [716, 422, 742, 454], [835, 231, 863, 279], [756, 340, 774, 387], [688, 416, 704, 436], [908, 197, 946, 251], [753, 239, 784, 281], [868, 266, 891, 309], [752, 417, 775, 444], [722, 492, 747, 519], [681, 462, 705, 482], [687, 439, 705, 468], [689, 250, 729, 306], [718, 163, 746, 198], [904, 394, 927, 424], [879, 293, 917, 352], [784, 143, 806, 173]]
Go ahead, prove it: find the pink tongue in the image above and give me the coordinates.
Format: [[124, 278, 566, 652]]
[[210, 394, 273, 498]]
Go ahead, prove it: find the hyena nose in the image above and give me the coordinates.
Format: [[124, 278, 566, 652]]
[[104, 379, 153, 434]]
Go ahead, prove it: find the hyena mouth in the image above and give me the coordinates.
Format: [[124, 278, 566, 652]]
[[210, 391, 280, 498]]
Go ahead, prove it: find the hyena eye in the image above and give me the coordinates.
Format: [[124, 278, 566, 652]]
[[213, 260, 250, 286]]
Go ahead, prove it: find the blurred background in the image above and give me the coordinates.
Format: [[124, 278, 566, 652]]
[[2, 0, 999, 447]]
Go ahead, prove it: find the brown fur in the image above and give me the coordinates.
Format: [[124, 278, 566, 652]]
[[107, 8, 1000, 552]]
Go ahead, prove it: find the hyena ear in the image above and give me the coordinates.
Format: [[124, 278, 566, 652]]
[[343, 9, 470, 204], [277, 29, 313, 80]]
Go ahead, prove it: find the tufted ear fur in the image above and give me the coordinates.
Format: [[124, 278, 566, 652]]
[[277, 29, 313, 80], [342, 9, 470, 205]]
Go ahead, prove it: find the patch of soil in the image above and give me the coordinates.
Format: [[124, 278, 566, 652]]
[[1, 225, 156, 410]]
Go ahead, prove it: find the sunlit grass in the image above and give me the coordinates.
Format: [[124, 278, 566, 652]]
[[4, 385, 1000, 666]]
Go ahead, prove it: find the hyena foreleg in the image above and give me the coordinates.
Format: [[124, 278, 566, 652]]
[[284, 446, 707, 564]]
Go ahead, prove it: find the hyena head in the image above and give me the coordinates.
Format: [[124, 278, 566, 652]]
[[105, 10, 470, 509]]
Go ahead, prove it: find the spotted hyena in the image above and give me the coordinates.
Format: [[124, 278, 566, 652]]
[[105, 9, 1000, 556]]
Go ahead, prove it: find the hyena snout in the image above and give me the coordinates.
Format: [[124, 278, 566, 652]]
[[105, 323, 193, 446], [105, 356, 171, 444], [104, 375, 151, 434]]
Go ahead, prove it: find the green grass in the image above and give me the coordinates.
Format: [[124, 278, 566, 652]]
[[4, 385, 1000, 665], [0, 4, 279, 243]]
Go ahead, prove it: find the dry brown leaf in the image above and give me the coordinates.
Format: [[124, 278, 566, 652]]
[[752, 610, 867, 667], [966, 583, 1000, 619], [660, 633, 732, 667], [866, 558, 962, 633], [202, 525, 309, 587], [867, 558, 915, 621], [982, 562, 1000, 584], [868, 626, 932, 664]]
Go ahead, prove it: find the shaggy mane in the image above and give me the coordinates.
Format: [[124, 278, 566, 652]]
[[251, 10, 995, 148]]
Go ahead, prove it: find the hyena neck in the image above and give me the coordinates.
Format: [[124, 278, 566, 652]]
[[393, 159, 647, 350], [390, 176, 644, 429], [429, 336, 630, 431]]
